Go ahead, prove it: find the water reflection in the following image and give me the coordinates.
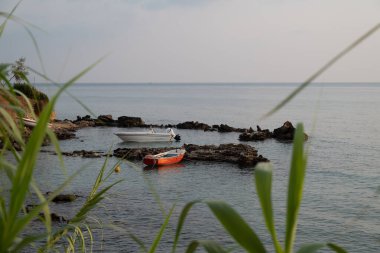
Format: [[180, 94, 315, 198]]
[[143, 163, 185, 173]]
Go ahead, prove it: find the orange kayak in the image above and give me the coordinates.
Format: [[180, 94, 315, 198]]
[[143, 149, 186, 166]]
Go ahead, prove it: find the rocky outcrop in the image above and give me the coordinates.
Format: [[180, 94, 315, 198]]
[[272, 121, 308, 141], [239, 126, 272, 141], [25, 205, 68, 223], [216, 124, 247, 133], [61, 150, 104, 158], [50, 120, 78, 140], [117, 116, 144, 127], [98, 114, 114, 123], [175, 121, 247, 133], [49, 193, 79, 203], [113, 143, 268, 167], [177, 121, 211, 131], [184, 143, 268, 166], [218, 124, 234, 132], [239, 122, 308, 142]]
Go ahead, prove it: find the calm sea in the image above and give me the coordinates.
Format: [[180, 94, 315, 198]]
[[32, 83, 379, 252]]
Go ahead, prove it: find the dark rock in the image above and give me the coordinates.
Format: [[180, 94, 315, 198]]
[[39, 212, 67, 223], [49, 213, 68, 223], [61, 150, 103, 158], [117, 116, 144, 127], [177, 121, 211, 131], [97, 115, 117, 126], [239, 128, 272, 141], [25, 205, 68, 223], [47, 192, 78, 203], [114, 147, 174, 160], [184, 143, 267, 167], [272, 121, 308, 141], [54, 129, 76, 140], [98, 114, 114, 122], [218, 124, 235, 132]]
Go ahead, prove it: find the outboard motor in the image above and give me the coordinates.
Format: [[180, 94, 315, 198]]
[[174, 134, 181, 141]]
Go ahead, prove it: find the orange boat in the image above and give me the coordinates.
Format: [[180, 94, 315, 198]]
[[143, 149, 186, 166]]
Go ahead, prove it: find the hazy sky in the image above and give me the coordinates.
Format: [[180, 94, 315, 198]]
[[1, 0, 379, 83]]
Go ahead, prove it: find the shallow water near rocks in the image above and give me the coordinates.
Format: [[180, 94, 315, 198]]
[[30, 83, 380, 252]]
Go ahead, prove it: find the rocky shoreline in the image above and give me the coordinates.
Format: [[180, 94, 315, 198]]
[[51, 114, 308, 142]]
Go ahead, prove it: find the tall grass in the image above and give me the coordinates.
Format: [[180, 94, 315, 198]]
[[0, 4, 121, 252]]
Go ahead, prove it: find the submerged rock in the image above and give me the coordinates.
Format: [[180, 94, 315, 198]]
[[46, 192, 79, 203], [61, 150, 104, 158]]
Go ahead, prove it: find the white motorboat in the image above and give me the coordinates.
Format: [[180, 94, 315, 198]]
[[20, 117, 53, 128], [114, 128, 181, 142]]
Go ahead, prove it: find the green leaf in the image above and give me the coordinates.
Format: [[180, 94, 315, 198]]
[[0, 1, 22, 38], [255, 163, 283, 253], [172, 200, 201, 253], [285, 123, 307, 253], [206, 201, 266, 253], [296, 243, 348, 253], [296, 243, 326, 253], [327, 243, 348, 253], [149, 204, 176, 253], [186, 240, 228, 253]]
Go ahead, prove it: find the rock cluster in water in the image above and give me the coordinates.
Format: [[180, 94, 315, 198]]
[[50, 114, 307, 142], [239, 121, 309, 142], [113, 143, 268, 167], [61, 150, 104, 158]]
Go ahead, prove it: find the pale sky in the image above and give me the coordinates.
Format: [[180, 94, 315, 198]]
[[1, 0, 380, 83]]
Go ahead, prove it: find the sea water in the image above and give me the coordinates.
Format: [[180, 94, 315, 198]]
[[32, 83, 380, 252]]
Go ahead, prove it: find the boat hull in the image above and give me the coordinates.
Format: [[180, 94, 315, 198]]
[[143, 149, 186, 166], [114, 132, 173, 142]]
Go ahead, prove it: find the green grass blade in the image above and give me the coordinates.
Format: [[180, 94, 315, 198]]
[[0, 108, 24, 146], [296, 243, 326, 253], [186, 240, 228, 253], [10, 167, 83, 241], [23, 26, 46, 75], [254, 163, 283, 253], [262, 23, 380, 119], [0, 1, 22, 38], [327, 243, 348, 253], [46, 129, 66, 174], [106, 223, 148, 252], [296, 243, 348, 253], [171, 200, 201, 253], [148, 204, 176, 253], [11, 234, 46, 253], [285, 123, 307, 253], [7, 99, 55, 244], [206, 201, 266, 253]]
